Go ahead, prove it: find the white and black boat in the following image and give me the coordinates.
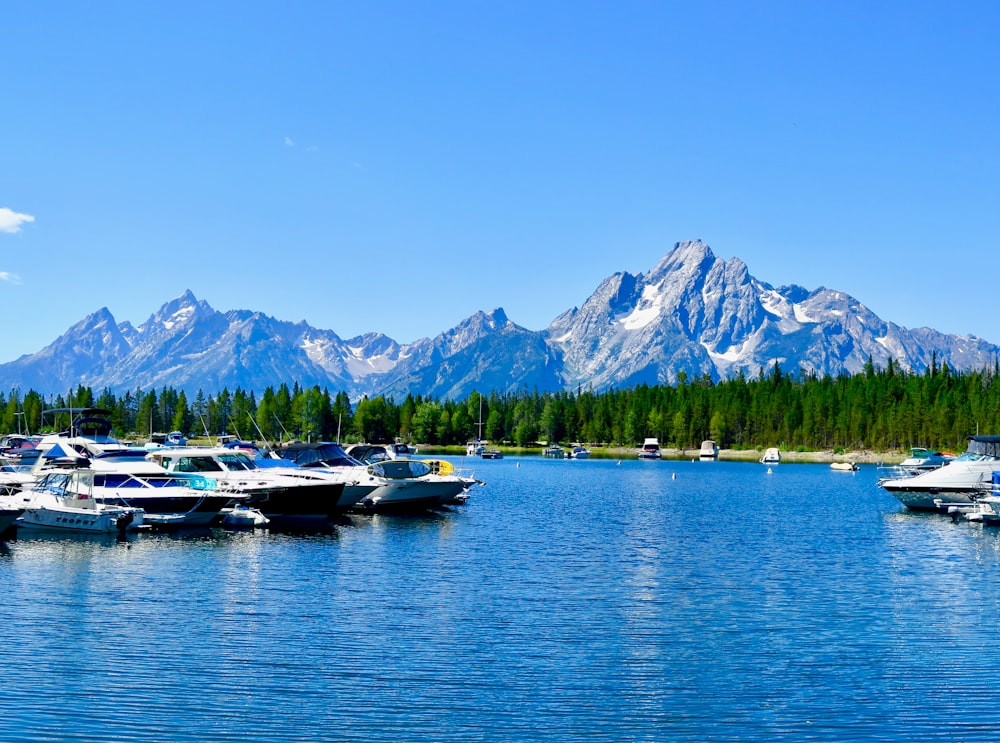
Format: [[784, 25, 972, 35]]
[[14, 469, 145, 534], [274, 441, 379, 508], [344, 443, 477, 511], [638, 438, 661, 459], [876, 447, 954, 483], [146, 447, 346, 528], [878, 435, 1000, 511], [85, 452, 238, 527]]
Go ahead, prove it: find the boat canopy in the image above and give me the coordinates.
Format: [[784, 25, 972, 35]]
[[42, 443, 86, 461], [368, 460, 432, 480], [278, 442, 361, 468], [964, 435, 1000, 460]]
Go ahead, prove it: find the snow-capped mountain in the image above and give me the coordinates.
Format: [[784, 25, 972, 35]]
[[1, 242, 996, 399], [548, 240, 998, 386]]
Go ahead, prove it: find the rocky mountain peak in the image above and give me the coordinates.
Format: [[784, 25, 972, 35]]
[[0, 241, 997, 399]]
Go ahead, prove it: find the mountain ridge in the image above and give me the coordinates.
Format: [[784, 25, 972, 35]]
[[1, 240, 996, 399]]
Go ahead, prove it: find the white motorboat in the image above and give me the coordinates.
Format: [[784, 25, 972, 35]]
[[146, 447, 347, 528], [32, 408, 130, 458], [84, 452, 237, 527], [965, 472, 1000, 524], [346, 442, 419, 462], [14, 469, 145, 533], [344, 443, 478, 509], [274, 441, 382, 507], [638, 438, 661, 459], [466, 440, 486, 457], [699, 440, 719, 460], [760, 447, 781, 465], [220, 504, 270, 528], [0, 434, 35, 455], [566, 446, 590, 459], [0, 460, 35, 497], [279, 441, 477, 510], [831, 462, 859, 471], [878, 435, 1000, 511], [876, 447, 954, 483], [359, 458, 476, 511]]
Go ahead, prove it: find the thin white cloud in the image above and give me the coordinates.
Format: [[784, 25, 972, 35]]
[[0, 207, 35, 234], [284, 136, 295, 147], [0, 272, 22, 284]]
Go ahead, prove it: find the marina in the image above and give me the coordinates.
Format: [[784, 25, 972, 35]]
[[5, 457, 1000, 741]]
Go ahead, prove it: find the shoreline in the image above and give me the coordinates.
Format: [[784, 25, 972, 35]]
[[661, 448, 889, 464], [429, 444, 900, 465]]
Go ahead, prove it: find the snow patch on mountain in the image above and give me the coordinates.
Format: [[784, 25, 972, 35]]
[[792, 305, 814, 323], [1, 242, 998, 398], [620, 304, 660, 331]]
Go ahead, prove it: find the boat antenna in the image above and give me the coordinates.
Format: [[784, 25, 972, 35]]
[[197, 412, 211, 442], [273, 414, 290, 443], [14, 388, 26, 436], [247, 413, 276, 456]]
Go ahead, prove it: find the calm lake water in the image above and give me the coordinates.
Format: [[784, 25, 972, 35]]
[[3, 457, 1000, 741]]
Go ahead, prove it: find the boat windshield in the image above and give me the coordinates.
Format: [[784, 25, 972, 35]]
[[39, 472, 70, 494], [368, 460, 432, 479], [280, 444, 361, 468], [956, 436, 1000, 461], [217, 454, 255, 471]]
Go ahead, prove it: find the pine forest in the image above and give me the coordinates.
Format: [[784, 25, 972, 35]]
[[4, 357, 1000, 454]]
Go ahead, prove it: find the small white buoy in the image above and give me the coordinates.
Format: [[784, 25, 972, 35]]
[[616, 460, 621, 465], [671, 472, 676, 480], [516, 462, 520, 468], [767, 467, 773, 474]]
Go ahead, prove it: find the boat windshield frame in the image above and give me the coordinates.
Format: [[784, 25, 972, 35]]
[[957, 436, 1000, 461]]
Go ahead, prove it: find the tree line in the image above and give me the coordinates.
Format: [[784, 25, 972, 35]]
[[3, 356, 999, 452]]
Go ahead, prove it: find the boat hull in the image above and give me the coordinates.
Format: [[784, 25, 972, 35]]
[[879, 461, 996, 511], [242, 481, 346, 527], [358, 479, 471, 512], [0, 507, 24, 536], [18, 504, 143, 533], [96, 493, 234, 527]]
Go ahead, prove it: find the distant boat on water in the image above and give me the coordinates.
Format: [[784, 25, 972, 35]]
[[699, 440, 719, 460], [760, 447, 781, 465], [638, 438, 661, 459]]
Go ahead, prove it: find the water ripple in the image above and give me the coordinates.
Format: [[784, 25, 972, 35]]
[[4, 460, 1000, 740]]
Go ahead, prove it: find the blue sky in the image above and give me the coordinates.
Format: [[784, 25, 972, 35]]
[[3, 1, 999, 363]]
